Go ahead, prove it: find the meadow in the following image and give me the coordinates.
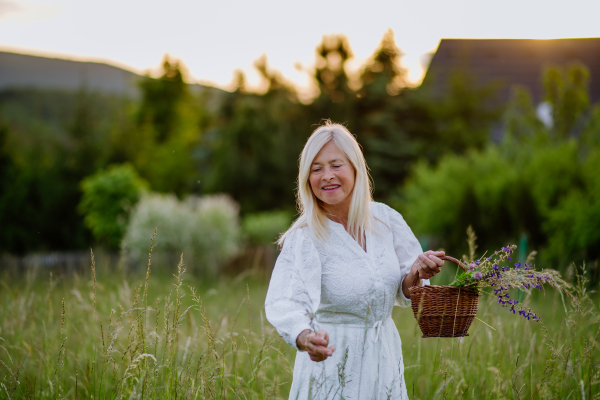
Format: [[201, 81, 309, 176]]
[[0, 249, 598, 399]]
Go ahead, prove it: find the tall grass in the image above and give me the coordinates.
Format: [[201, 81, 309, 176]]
[[0, 249, 598, 399]]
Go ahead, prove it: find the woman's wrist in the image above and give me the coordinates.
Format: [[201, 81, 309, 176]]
[[296, 329, 312, 351], [402, 269, 419, 298]]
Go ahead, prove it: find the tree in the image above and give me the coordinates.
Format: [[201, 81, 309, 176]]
[[131, 55, 202, 195], [308, 34, 356, 123], [201, 58, 307, 213], [399, 63, 600, 275]]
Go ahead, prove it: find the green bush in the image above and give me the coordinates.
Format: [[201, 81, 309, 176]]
[[78, 164, 148, 249], [122, 193, 241, 275], [398, 63, 600, 272], [242, 210, 293, 246], [545, 148, 600, 265]]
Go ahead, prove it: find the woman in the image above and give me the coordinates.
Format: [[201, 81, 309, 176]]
[[265, 121, 444, 399]]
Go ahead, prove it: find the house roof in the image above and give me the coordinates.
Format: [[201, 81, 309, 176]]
[[422, 38, 600, 105]]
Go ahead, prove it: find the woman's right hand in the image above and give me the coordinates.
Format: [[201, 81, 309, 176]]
[[296, 329, 336, 362]]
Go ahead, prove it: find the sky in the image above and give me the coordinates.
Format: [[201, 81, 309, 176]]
[[1, 0, 599, 97]]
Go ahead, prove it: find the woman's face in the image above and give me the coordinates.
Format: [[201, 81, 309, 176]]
[[309, 140, 355, 207]]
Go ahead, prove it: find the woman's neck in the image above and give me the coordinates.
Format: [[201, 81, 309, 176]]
[[324, 202, 366, 250], [323, 199, 351, 229]]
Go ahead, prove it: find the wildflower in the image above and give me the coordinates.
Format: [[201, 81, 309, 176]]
[[514, 262, 522, 268], [474, 271, 482, 279], [468, 262, 476, 271], [493, 264, 499, 270]]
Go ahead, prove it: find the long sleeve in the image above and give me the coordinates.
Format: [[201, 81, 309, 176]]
[[265, 227, 322, 351], [384, 205, 427, 307]]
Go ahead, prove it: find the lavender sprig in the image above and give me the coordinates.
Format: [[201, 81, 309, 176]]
[[449, 244, 562, 322]]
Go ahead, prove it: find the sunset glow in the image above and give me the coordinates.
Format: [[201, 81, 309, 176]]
[[1, 0, 598, 94]]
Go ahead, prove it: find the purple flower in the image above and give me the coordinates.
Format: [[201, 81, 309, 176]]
[[474, 271, 483, 279], [468, 262, 477, 272], [515, 262, 522, 268]]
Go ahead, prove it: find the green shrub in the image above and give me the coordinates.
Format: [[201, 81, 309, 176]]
[[397, 64, 600, 272], [242, 210, 293, 246], [545, 148, 600, 265], [122, 193, 241, 275], [79, 164, 148, 249]]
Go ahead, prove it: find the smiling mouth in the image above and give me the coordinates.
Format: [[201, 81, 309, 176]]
[[322, 185, 340, 190]]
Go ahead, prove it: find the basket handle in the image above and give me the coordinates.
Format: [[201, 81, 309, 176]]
[[411, 255, 466, 287]]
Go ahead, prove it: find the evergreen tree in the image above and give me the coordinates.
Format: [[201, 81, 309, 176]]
[[132, 55, 201, 195]]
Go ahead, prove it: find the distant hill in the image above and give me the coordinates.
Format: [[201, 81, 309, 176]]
[[0, 51, 225, 99]]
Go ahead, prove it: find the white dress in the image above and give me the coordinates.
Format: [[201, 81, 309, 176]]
[[265, 202, 426, 400]]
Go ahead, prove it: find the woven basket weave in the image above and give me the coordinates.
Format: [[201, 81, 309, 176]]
[[409, 256, 479, 338]]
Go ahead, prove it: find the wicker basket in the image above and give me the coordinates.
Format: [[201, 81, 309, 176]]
[[409, 256, 479, 338]]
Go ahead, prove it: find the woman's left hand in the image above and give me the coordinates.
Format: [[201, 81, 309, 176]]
[[402, 250, 445, 298]]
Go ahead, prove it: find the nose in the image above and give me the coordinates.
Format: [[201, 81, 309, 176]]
[[322, 166, 335, 181]]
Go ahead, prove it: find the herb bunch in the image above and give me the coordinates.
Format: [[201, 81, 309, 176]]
[[450, 244, 569, 321]]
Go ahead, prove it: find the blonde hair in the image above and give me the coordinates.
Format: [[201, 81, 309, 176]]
[[278, 121, 373, 246]]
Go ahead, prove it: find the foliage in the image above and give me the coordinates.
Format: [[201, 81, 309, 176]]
[[544, 148, 600, 266], [0, 252, 598, 399], [122, 193, 241, 276], [0, 32, 536, 254], [242, 210, 293, 246], [200, 59, 307, 214], [400, 63, 600, 274], [79, 164, 149, 249], [127, 56, 206, 195], [0, 88, 133, 253]]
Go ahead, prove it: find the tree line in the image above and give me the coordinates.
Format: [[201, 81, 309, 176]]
[[0, 30, 597, 277]]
